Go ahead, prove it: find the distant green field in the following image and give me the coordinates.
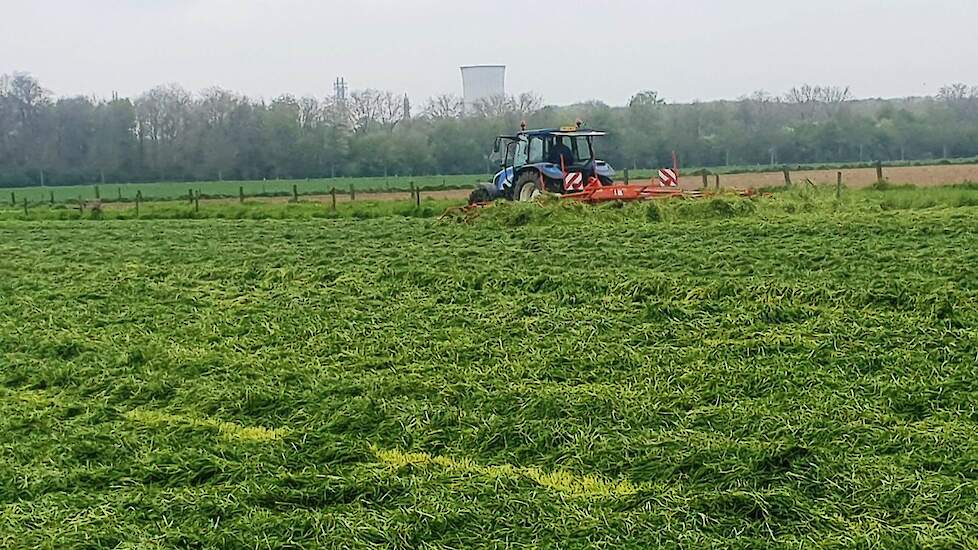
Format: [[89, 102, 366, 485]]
[[5, 156, 978, 205], [4, 186, 978, 546], [1, 174, 483, 204]]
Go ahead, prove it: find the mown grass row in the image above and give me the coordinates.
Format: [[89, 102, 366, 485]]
[[0, 198, 459, 222], [5, 183, 978, 224], [2, 190, 978, 546]]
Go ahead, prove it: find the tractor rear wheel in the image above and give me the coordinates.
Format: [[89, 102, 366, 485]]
[[512, 172, 543, 202]]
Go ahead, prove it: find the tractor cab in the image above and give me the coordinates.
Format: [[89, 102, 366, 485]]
[[477, 124, 616, 202]]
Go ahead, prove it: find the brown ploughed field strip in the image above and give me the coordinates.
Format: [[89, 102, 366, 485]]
[[678, 163, 978, 190]]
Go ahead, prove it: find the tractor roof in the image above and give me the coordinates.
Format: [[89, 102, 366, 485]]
[[501, 128, 608, 139]]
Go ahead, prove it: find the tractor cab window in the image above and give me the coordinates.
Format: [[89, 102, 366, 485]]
[[527, 137, 545, 164], [513, 140, 528, 166], [569, 136, 593, 164]]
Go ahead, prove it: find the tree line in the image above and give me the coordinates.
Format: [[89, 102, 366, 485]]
[[2, 72, 978, 187]]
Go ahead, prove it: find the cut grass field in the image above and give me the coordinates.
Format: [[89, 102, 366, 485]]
[[2, 187, 978, 547]]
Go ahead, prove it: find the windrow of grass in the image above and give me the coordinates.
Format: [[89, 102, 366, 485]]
[[0, 198, 459, 222], [5, 183, 978, 224], [2, 190, 978, 546]]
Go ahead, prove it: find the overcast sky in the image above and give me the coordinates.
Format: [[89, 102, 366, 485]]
[[2, 0, 977, 106]]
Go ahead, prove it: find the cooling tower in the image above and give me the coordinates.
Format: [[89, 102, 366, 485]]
[[460, 65, 506, 114]]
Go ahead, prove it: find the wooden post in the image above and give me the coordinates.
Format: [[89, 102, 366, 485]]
[[189, 188, 194, 204], [349, 184, 355, 201], [23, 197, 28, 217], [415, 185, 421, 208], [117, 187, 122, 201], [136, 190, 142, 216], [78, 195, 84, 213], [239, 186, 244, 203], [624, 168, 630, 185], [836, 171, 843, 199], [782, 166, 792, 187], [701, 171, 709, 189], [410, 181, 416, 203], [875, 160, 884, 183], [9, 191, 14, 206], [292, 184, 299, 202], [330, 187, 337, 211], [50, 191, 55, 205], [94, 184, 100, 200], [194, 191, 199, 213], [714, 174, 720, 190]]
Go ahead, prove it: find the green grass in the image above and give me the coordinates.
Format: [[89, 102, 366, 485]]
[[3, 188, 978, 547]]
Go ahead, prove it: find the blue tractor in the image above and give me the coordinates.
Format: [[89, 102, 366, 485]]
[[469, 124, 617, 204]]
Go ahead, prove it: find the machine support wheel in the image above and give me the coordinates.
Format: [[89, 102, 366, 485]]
[[468, 185, 493, 205]]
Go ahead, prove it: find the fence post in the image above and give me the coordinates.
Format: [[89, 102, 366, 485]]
[[331, 187, 337, 211], [410, 181, 416, 203], [415, 185, 421, 208], [23, 197, 28, 217], [836, 171, 843, 199], [94, 184, 100, 200], [714, 174, 720, 190], [50, 191, 55, 205], [292, 184, 299, 202], [136, 190, 142, 216], [239, 186, 244, 203], [349, 184, 355, 201], [700, 171, 708, 189], [10, 191, 14, 206], [624, 168, 630, 185], [782, 166, 792, 187], [189, 188, 194, 204], [875, 160, 884, 183], [117, 187, 122, 201], [78, 195, 84, 213], [194, 190, 199, 213]]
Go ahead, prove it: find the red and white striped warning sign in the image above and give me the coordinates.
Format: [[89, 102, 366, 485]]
[[658, 168, 679, 187], [563, 172, 585, 191]]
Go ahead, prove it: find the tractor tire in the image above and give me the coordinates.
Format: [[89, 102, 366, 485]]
[[512, 171, 543, 202]]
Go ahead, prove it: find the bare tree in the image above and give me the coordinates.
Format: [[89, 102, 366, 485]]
[[784, 84, 851, 121], [784, 84, 851, 104], [297, 96, 322, 129], [513, 92, 543, 115], [422, 94, 464, 119], [628, 90, 666, 108], [136, 84, 191, 143], [937, 83, 971, 102], [377, 91, 405, 130], [471, 94, 514, 118], [348, 89, 382, 134]]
